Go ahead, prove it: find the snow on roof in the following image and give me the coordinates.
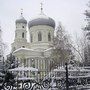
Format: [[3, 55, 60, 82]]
[[13, 48, 34, 53], [13, 47, 41, 53], [53, 67, 90, 72], [9, 67, 38, 72], [44, 48, 52, 52], [54, 68, 65, 72], [16, 77, 35, 80], [69, 75, 90, 78], [13, 47, 53, 54]]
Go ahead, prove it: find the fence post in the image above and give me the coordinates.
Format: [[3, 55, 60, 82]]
[[65, 62, 69, 90]]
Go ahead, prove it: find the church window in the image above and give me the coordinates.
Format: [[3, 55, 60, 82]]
[[31, 34, 33, 43], [22, 32, 24, 38], [31, 59, 35, 68], [48, 32, 51, 41], [22, 46, 25, 48], [22, 26, 24, 28], [38, 32, 42, 41]]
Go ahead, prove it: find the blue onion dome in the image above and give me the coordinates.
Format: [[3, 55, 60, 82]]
[[15, 12, 27, 24], [28, 13, 55, 29]]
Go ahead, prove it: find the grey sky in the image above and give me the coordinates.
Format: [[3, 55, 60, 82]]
[[0, 0, 89, 54]]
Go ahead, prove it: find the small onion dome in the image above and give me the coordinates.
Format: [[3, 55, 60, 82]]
[[15, 16, 27, 24], [28, 13, 55, 29]]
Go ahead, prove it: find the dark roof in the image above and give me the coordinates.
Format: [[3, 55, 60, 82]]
[[15, 17, 27, 24], [28, 16, 55, 28]]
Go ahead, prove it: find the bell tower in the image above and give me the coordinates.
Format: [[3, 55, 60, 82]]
[[12, 9, 28, 52]]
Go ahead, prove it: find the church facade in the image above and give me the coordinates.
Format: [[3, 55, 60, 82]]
[[11, 10, 55, 79]]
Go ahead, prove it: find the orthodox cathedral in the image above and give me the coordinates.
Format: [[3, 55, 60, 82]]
[[11, 6, 55, 78]]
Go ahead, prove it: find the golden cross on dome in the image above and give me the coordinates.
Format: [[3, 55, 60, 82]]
[[21, 8, 23, 16], [40, 2, 43, 13]]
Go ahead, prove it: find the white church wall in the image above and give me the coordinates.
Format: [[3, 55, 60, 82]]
[[29, 25, 54, 50]]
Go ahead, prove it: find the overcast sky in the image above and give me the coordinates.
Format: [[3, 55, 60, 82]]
[[0, 0, 89, 54]]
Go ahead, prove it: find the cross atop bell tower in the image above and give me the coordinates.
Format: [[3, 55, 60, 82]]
[[40, 2, 44, 14], [21, 8, 23, 17]]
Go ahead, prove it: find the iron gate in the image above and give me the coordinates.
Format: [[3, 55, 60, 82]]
[[1, 77, 90, 90], [1, 78, 66, 90]]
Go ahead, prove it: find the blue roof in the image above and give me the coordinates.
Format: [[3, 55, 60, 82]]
[[28, 14, 55, 28], [15, 16, 27, 24]]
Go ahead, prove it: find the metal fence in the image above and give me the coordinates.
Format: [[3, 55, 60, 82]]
[[1, 77, 90, 90]]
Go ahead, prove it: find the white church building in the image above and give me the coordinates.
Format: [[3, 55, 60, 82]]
[[11, 7, 55, 79]]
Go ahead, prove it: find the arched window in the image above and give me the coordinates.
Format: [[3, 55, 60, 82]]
[[22, 32, 24, 38], [22, 46, 25, 48], [38, 32, 42, 41], [48, 32, 51, 41], [31, 34, 33, 43], [22, 26, 24, 28]]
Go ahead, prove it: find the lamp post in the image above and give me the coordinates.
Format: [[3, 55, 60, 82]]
[[65, 62, 69, 90]]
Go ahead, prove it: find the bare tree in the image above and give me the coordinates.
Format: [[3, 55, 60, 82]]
[[5, 53, 19, 70], [81, 1, 90, 66], [50, 22, 74, 69]]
